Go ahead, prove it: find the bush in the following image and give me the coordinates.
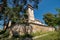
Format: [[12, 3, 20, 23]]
[[0, 30, 6, 34], [0, 30, 9, 39]]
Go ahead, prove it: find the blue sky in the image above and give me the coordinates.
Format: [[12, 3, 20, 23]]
[[34, 0, 60, 23], [0, 0, 60, 29], [0, 20, 4, 29]]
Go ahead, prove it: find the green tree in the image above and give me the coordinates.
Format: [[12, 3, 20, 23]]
[[0, 0, 41, 29], [0, 0, 41, 37], [56, 8, 60, 29], [43, 10, 60, 30], [43, 12, 57, 27]]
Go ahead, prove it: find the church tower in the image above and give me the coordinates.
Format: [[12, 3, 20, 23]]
[[27, 4, 35, 23]]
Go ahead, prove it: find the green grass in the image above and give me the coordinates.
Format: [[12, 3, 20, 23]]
[[31, 31, 53, 37], [0, 29, 60, 40], [34, 31, 60, 40]]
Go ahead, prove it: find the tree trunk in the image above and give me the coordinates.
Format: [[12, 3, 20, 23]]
[[3, 17, 7, 30], [8, 20, 13, 38]]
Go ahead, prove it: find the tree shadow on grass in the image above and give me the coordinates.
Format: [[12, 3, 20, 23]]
[[21, 34, 33, 40]]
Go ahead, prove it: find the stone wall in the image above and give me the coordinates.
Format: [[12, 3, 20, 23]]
[[30, 24, 55, 33], [11, 24, 55, 35]]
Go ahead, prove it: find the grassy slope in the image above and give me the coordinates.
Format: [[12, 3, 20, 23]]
[[34, 31, 60, 40]]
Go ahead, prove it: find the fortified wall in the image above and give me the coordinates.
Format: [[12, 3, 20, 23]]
[[11, 23, 55, 35]]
